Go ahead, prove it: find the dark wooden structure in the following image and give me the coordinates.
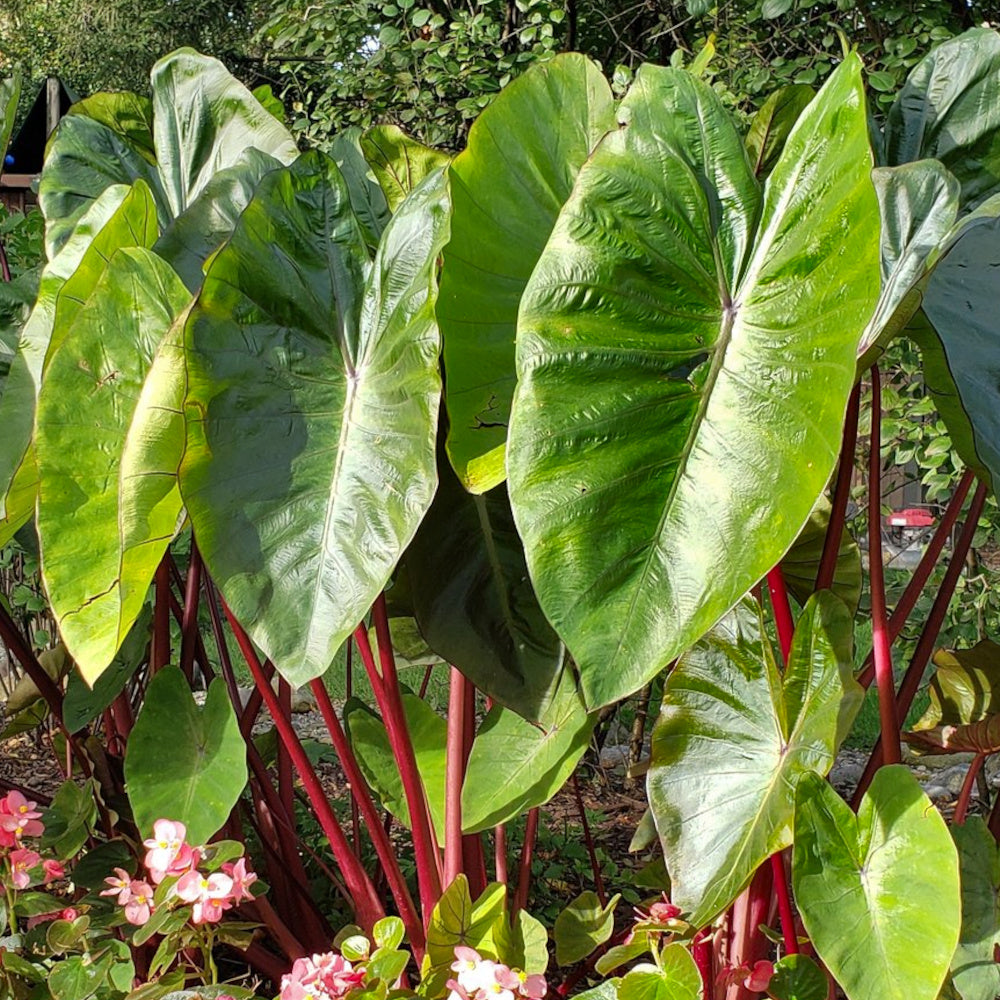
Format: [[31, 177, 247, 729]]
[[1, 78, 75, 212]]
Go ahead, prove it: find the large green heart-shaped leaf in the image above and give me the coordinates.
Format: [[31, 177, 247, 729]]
[[911, 209, 1000, 491], [0, 73, 21, 167], [151, 48, 298, 219], [885, 27, 1000, 210], [181, 154, 449, 685], [65, 92, 157, 163], [461, 670, 594, 833], [154, 147, 281, 292], [916, 641, 1000, 729], [125, 666, 247, 844], [62, 607, 151, 732], [648, 591, 860, 928], [793, 766, 960, 1000], [329, 127, 391, 251], [508, 57, 879, 710], [361, 125, 451, 214], [951, 817, 1000, 1000], [856, 160, 960, 369], [404, 453, 565, 722], [0, 183, 158, 549], [344, 693, 447, 840], [438, 53, 615, 493], [38, 115, 165, 260], [36, 248, 189, 681], [40, 49, 297, 260]]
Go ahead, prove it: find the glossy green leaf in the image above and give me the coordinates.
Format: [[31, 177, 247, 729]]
[[0, 73, 21, 167], [493, 909, 549, 974], [951, 817, 1000, 1000], [508, 57, 878, 710], [648, 591, 861, 927], [885, 27, 1000, 209], [856, 160, 960, 368], [0, 182, 159, 549], [554, 891, 620, 966], [780, 492, 862, 614], [42, 778, 98, 859], [37, 249, 189, 682], [48, 953, 112, 1000], [426, 876, 507, 969], [768, 955, 828, 1000], [745, 84, 814, 178], [125, 667, 247, 844], [38, 115, 166, 260], [916, 641, 1000, 729], [405, 454, 565, 722], [154, 147, 281, 291], [617, 949, 700, 1000], [150, 48, 298, 219], [67, 92, 157, 163], [345, 692, 447, 840], [439, 53, 615, 493], [181, 154, 449, 686], [39, 49, 297, 260], [912, 209, 1000, 492], [361, 124, 451, 214], [62, 606, 151, 732], [793, 766, 960, 1000], [461, 671, 595, 833], [329, 127, 391, 251]]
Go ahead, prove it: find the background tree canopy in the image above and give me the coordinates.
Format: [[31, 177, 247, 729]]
[[0, 0, 269, 96], [257, 0, 1000, 148], [2, 1, 997, 150]]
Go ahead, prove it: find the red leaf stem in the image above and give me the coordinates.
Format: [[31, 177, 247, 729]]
[[853, 481, 987, 806], [222, 600, 386, 931], [513, 807, 539, 916], [953, 754, 986, 825], [445, 667, 467, 889], [308, 677, 426, 957], [816, 383, 861, 591], [857, 468, 975, 689], [867, 369, 901, 766], [357, 594, 443, 913]]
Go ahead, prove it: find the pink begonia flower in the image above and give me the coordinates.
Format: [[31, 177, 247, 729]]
[[101, 867, 136, 904], [478, 970, 516, 1000], [222, 856, 258, 902], [176, 870, 234, 924], [279, 952, 365, 1000], [451, 947, 500, 994], [143, 819, 199, 883], [744, 960, 774, 993], [717, 961, 774, 993], [123, 881, 155, 925], [0, 791, 44, 842], [516, 971, 547, 999], [9, 847, 41, 889], [42, 859, 65, 883]]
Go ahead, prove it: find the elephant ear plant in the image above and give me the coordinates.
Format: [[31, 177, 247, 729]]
[[4, 27, 1000, 1000]]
